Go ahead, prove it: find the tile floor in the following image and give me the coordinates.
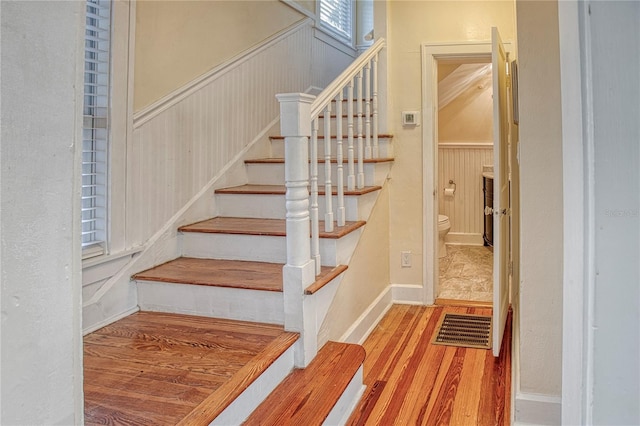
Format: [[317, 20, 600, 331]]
[[438, 244, 493, 302]]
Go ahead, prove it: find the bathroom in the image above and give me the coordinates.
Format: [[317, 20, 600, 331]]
[[436, 58, 494, 304]]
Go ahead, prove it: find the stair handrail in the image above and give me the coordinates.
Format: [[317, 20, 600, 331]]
[[310, 38, 385, 118]]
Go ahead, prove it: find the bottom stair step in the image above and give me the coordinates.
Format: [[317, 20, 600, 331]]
[[243, 341, 366, 425], [84, 311, 299, 426]]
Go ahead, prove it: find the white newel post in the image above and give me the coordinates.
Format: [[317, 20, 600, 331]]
[[276, 93, 319, 367]]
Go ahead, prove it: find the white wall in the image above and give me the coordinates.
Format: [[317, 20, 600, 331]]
[[515, 0, 563, 420], [438, 146, 493, 242], [588, 2, 639, 423], [1, 2, 84, 424]]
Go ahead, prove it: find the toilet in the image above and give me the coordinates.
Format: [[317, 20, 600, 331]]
[[438, 215, 451, 258]]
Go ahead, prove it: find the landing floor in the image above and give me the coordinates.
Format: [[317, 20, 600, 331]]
[[83, 311, 296, 425], [348, 305, 511, 425]]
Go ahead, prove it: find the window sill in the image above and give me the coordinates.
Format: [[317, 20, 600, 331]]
[[82, 247, 142, 269]]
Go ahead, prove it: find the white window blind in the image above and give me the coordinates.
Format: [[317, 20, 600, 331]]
[[82, 0, 111, 253], [319, 0, 352, 43]]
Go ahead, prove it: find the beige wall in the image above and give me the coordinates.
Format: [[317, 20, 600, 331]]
[[515, 0, 563, 397], [386, 0, 515, 287], [134, 0, 304, 111], [321, 185, 391, 342]]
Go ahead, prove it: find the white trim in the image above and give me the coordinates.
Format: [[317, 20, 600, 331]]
[[391, 284, 424, 305], [82, 116, 281, 308], [82, 246, 142, 269], [438, 142, 493, 149], [445, 233, 484, 246], [421, 41, 513, 307], [83, 306, 139, 335], [313, 26, 357, 58], [339, 286, 392, 344], [514, 393, 562, 425], [558, 1, 590, 425], [280, 0, 315, 19], [133, 18, 312, 127]]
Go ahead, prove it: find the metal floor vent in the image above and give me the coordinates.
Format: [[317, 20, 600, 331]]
[[431, 313, 492, 350]]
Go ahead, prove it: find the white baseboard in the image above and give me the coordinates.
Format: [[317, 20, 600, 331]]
[[391, 284, 424, 304], [514, 392, 562, 425], [339, 287, 392, 345], [83, 306, 139, 335], [445, 232, 484, 246]]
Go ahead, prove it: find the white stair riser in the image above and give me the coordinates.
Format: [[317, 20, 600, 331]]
[[319, 228, 362, 266], [270, 137, 393, 159], [324, 365, 366, 426], [212, 344, 295, 426], [315, 115, 375, 137], [136, 280, 285, 325], [181, 232, 356, 267], [217, 192, 377, 221], [246, 162, 391, 187]]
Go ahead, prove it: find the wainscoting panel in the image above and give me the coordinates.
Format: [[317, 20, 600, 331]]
[[128, 22, 353, 247], [438, 144, 494, 239]]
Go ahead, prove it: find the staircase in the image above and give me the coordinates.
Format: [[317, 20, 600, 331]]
[[85, 40, 391, 424]]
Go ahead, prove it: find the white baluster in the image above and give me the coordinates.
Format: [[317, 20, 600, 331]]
[[356, 70, 365, 188], [323, 105, 334, 232], [347, 80, 355, 191], [336, 91, 345, 226], [372, 54, 379, 159], [364, 63, 372, 159], [310, 117, 321, 275]]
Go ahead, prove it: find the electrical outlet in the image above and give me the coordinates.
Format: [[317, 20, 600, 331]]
[[401, 251, 412, 268]]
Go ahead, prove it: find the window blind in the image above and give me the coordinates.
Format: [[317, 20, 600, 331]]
[[82, 0, 111, 252], [319, 0, 352, 42]]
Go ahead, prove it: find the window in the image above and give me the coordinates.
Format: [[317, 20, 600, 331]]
[[82, 0, 111, 258], [319, 0, 353, 44]]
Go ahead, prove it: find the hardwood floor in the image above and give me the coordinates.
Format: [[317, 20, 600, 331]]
[[347, 305, 511, 426], [84, 312, 298, 425]]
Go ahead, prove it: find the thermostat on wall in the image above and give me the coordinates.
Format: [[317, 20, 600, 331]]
[[402, 111, 420, 126]]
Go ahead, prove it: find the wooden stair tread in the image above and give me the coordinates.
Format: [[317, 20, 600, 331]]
[[245, 157, 394, 164], [243, 341, 365, 425], [179, 217, 366, 239], [84, 311, 299, 426], [306, 265, 348, 295], [215, 184, 381, 196], [270, 134, 393, 140], [133, 257, 284, 292]]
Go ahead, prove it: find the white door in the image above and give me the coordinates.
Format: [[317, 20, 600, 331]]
[[492, 27, 510, 357]]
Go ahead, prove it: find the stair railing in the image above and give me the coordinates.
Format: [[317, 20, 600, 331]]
[[277, 39, 385, 366], [278, 39, 385, 275]]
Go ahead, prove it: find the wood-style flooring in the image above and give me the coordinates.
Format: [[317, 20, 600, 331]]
[[83, 311, 298, 425], [347, 305, 511, 426]]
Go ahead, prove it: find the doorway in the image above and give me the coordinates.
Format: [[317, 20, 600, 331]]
[[435, 57, 494, 304], [421, 41, 514, 307]]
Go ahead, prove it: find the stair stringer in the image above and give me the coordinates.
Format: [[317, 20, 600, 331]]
[[82, 119, 277, 334], [315, 182, 392, 349], [294, 177, 392, 369]]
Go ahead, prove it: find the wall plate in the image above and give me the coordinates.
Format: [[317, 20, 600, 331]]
[[402, 111, 420, 126]]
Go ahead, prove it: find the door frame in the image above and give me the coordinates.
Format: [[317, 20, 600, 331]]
[[421, 42, 513, 305]]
